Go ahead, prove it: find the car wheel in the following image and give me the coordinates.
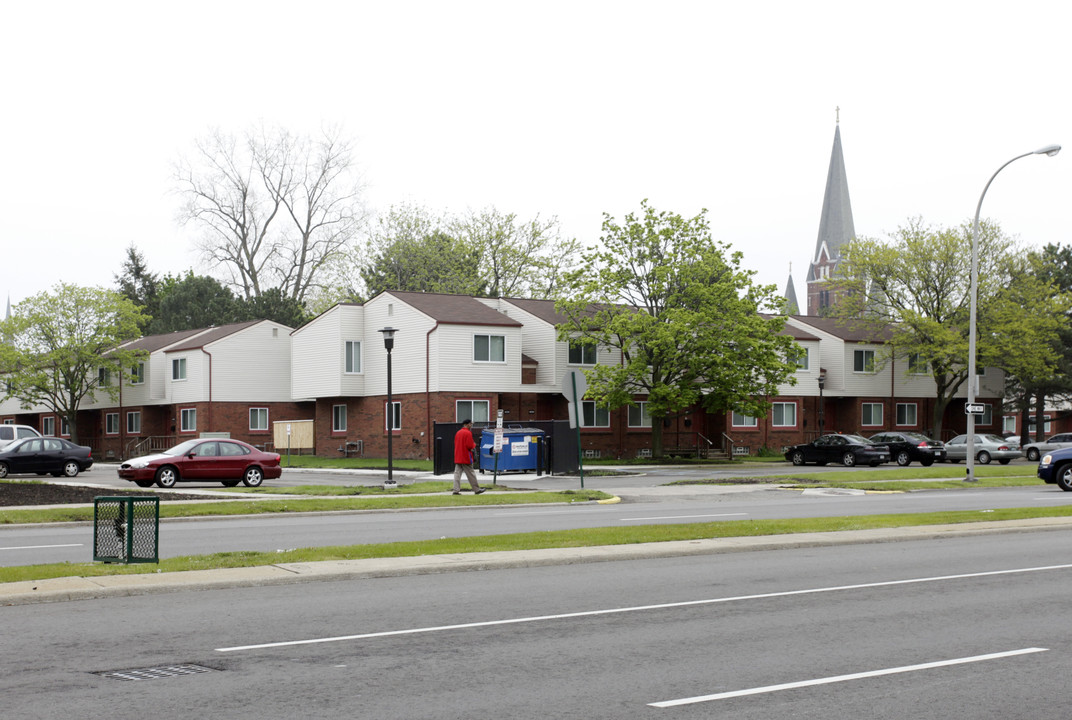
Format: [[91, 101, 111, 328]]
[[921, 459, 934, 467], [977, 451, 992, 465], [155, 465, 179, 488], [0, 461, 8, 478], [1027, 448, 1041, 462], [1057, 465, 1072, 492], [221, 480, 240, 487], [791, 451, 805, 466], [842, 452, 856, 467], [242, 466, 264, 487], [998, 459, 1011, 465], [896, 451, 911, 467], [134, 480, 154, 488], [63, 460, 80, 477]]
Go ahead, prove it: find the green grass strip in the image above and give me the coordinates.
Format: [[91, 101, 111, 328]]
[[4, 504, 1072, 585]]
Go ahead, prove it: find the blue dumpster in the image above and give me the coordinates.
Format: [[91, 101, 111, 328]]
[[480, 427, 545, 473]]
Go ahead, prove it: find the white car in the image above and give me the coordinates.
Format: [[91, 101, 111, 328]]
[[944, 434, 1022, 465], [0, 424, 42, 450], [1022, 433, 1072, 462]]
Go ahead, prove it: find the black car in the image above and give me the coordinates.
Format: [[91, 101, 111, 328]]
[[0, 437, 93, 478], [784, 434, 890, 467], [867, 431, 946, 467], [1037, 446, 1072, 491]]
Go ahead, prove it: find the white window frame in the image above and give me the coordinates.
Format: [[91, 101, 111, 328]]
[[172, 357, 187, 381], [568, 342, 598, 366], [105, 412, 120, 435], [731, 411, 758, 428], [794, 347, 810, 370], [249, 407, 268, 431], [42, 416, 55, 436], [581, 401, 610, 428], [979, 403, 993, 426], [127, 411, 141, 434], [180, 408, 197, 433], [98, 367, 111, 387], [907, 353, 928, 375], [344, 340, 362, 374], [861, 402, 883, 427], [771, 402, 796, 427], [1003, 415, 1017, 434], [473, 334, 506, 363], [60, 416, 70, 437], [456, 400, 490, 423], [385, 401, 401, 431], [130, 362, 145, 385], [628, 402, 653, 428], [332, 404, 347, 433], [896, 403, 917, 426], [853, 349, 876, 374]]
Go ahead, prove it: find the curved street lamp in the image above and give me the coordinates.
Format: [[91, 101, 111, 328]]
[[965, 145, 1060, 482]]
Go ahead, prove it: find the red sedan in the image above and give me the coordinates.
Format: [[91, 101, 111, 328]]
[[117, 438, 282, 488]]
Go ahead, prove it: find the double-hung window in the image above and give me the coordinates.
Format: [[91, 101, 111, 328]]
[[105, 413, 120, 434], [344, 340, 362, 373], [127, 411, 141, 434], [42, 416, 55, 436], [180, 408, 197, 432], [332, 405, 347, 433], [581, 401, 610, 428], [172, 357, 187, 381], [474, 334, 505, 363]]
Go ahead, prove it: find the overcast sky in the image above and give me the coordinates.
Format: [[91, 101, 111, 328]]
[[3, 0, 1069, 312]]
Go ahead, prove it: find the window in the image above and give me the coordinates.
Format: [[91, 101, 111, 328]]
[[474, 334, 506, 363], [794, 347, 810, 370], [172, 357, 187, 381], [180, 408, 196, 432], [98, 367, 111, 387], [105, 413, 119, 434], [344, 340, 362, 373], [60, 416, 69, 436], [249, 407, 268, 431], [979, 404, 993, 426], [896, 403, 917, 426], [385, 401, 401, 431], [456, 400, 490, 423], [127, 411, 141, 434], [569, 342, 598, 365], [581, 401, 610, 428], [1003, 415, 1017, 434], [130, 362, 145, 385], [908, 353, 928, 375], [628, 402, 653, 428], [732, 412, 758, 427], [42, 416, 55, 436], [332, 404, 347, 433], [861, 402, 883, 426], [853, 349, 876, 373], [772, 402, 796, 427]]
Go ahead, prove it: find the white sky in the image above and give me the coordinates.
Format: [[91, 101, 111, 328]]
[[3, 0, 1070, 310]]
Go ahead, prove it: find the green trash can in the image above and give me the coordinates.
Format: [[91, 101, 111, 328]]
[[93, 496, 160, 564]]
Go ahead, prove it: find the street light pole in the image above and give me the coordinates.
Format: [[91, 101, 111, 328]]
[[818, 370, 826, 436], [379, 327, 398, 484], [965, 145, 1060, 482]]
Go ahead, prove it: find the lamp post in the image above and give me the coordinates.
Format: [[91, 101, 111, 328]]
[[965, 145, 1060, 482], [818, 370, 826, 436], [379, 327, 398, 484]]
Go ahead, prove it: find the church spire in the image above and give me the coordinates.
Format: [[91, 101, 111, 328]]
[[806, 118, 856, 315]]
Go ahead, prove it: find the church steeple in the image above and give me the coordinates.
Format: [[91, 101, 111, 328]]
[[806, 116, 856, 315], [784, 266, 799, 315]]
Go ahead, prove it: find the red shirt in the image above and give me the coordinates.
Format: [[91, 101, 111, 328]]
[[454, 426, 476, 464]]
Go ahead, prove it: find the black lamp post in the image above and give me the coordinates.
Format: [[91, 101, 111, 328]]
[[379, 327, 398, 483], [817, 370, 826, 436]]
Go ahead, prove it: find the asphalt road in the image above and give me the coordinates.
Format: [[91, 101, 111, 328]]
[[3, 530, 1069, 719]]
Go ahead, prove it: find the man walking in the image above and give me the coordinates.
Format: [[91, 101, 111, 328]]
[[453, 419, 485, 495]]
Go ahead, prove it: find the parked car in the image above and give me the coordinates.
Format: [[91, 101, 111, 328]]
[[943, 434, 1021, 465], [0, 424, 43, 450], [867, 431, 946, 467], [1021, 433, 1072, 462], [785, 433, 890, 467], [0, 437, 93, 478], [117, 438, 282, 488], [1037, 447, 1072, 490]]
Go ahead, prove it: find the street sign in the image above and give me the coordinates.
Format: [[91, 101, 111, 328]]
[[965, 403, 986, 414]]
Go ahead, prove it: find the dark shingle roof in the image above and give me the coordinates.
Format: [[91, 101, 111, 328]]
[[165, 320, 263, 352], [387, 292, 522, 327], [120, 328, 209, 353], [791, 315, 892, 343]]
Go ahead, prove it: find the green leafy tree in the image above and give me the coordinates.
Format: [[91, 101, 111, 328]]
[[239, 286, 308, 328], [149, 273, 244, 334], [0, 284, 147, 444], [831, 218, 1067, 438], [556, 200, 797, 457]]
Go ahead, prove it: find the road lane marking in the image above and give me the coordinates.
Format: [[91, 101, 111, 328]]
[[0, 543, 83, 551], [215, 563, 1072, 653], [620, 513, 747, 522], [649, 648, 1049, 707]]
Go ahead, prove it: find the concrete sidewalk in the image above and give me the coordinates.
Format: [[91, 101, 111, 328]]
[[4, 515, 1072, 606]]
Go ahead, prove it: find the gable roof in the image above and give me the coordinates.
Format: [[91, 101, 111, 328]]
[[119, 328, 206, 353], [791, 315, 893, 344], [165, 320, 264, 352], [386, 291, 523, 327]]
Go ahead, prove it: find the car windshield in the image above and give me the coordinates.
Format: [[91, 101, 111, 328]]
[[164, 440, 202, 456]]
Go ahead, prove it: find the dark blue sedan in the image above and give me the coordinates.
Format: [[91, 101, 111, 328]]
[[1037, 447, 1072, 491]]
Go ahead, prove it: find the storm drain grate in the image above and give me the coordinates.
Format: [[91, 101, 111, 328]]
[[97, 664, 217, 681]]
